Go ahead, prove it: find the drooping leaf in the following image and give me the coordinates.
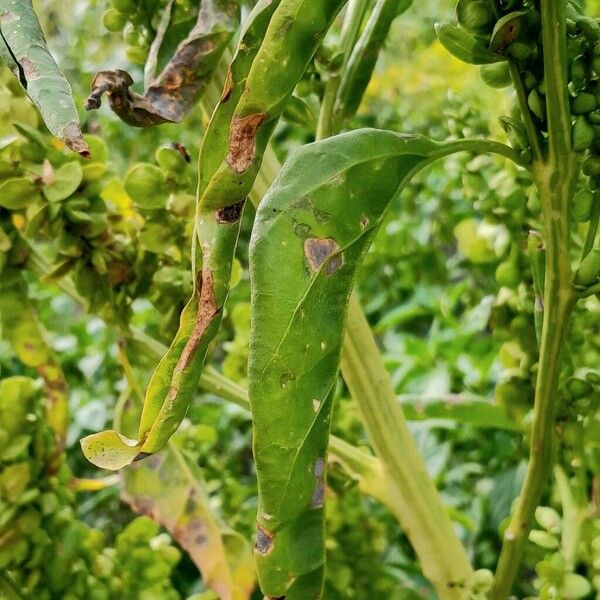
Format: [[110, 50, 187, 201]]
[[248, 128, 517, 599], [436, 22, 504, 65], [0, 0, 89, 155], [122, 444, 255, 600], [85, 0, 239, 127]]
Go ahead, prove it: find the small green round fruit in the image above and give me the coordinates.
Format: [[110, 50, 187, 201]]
[[456, 0, 495, 32], [572, 189, 594, 222], [102, 9, 126, 33], [575, 249, 600, 286], [111, 0, 136, 14], [480, 62, 511, 88], [573, 116, 594, 152], [496, 261, 521, 289], [572, 92, 597, 115]]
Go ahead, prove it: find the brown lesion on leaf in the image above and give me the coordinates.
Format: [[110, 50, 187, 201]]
[[254, 524, 274, 555], [304, 238, 344, 276], [176, 269, 219, 373], [220, 68, 234, 103], [216, 199, 245, 224], [227, 113, 267, 173], [85, 2, 236, 127], [310, 457, 326, 509], [18, 57, 39, 80]]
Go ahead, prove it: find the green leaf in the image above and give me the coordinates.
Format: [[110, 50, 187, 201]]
[[0, 176, 39, 209], [436, 23, 504, 65], [124, 163, 168, 209], [248, 129, 511, 599], [0, 0, 89, 155], [43, 161, 83, 202]]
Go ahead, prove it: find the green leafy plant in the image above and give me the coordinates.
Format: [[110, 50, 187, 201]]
[[6, 0, 600, 598]]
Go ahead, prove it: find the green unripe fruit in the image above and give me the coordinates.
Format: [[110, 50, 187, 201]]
[[496, 260, 521, 289], [572, 189, 594, 221], [523, 71, 537, 90], [528, 89, 545, 120], [472, 569, 494, 593], [535, 506, 561, 533], [111, 0, 136, 14], [583, 154, 600, 176], [529, 529, 559, 549], [593, 55, 600, 75], [573, 116, 594, 152], [571, 55, 587, 89], [576, 16, 600, 43], [155, 146, 188, 173], [126, 45, 147, 66], [102, 9, 126, 33], [508, 42, 535, 61], [480, 62, 511, 88], [588, 109, 600, 125], [575, 249, 600, 285], [456, 0, 495, 31], [572, 92, 597, 115], [123, 23, 140, 46]]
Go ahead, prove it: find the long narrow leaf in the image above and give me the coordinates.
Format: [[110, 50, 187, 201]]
[[0, 0, 89, 155], [248, 129, 519, 599]]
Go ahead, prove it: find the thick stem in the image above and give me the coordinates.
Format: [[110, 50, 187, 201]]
[[341, 296, 474, 598], [491, 3, 576, 594]]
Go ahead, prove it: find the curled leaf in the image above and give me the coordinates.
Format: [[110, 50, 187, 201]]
[[85, 0, 238, 127]]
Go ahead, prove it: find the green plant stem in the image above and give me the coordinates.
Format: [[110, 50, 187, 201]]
[[341, 295, 474, 598], [491, 1, 577, 596], [507, 61, 544, 161], [316, 0, 371, 139]]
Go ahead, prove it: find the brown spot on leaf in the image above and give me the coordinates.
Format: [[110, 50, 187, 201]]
[[60, 122, 90, 158], [311, 457, 326, 509], [255, 524, 274, 555], [221, 69, 234, 103], [304, 238, 344, 275], [227, 113, 267, 173], [19, 57, 39, 80], [175, 269, 220, 373], [216, 199, 245, 224]]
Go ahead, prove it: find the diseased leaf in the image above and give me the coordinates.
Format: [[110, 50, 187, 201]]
[[248, 129, 515, 599], [121, 444, 255, 600], [85, 0, 239, 127], [0, 0, 89, 155], [436, 23, 504, 65]]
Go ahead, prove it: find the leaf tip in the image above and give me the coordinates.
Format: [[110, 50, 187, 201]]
[[80, 429, 142, 470]]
